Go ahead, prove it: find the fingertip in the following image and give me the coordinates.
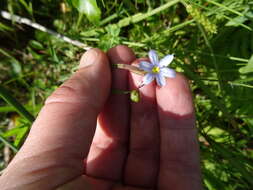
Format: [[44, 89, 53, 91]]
[[106, 45, 136, 90], [79, 48, 108, 69], [156, 72, 194, 116], [107, 45, 136, 64], [47, 47, 111, 108], [167, 72, 191, 94]]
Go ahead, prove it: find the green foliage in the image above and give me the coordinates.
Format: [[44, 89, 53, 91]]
[[2, 118, 29, 148], [239, 55, 253, 74], [0, 0, 253, 189], [66, 0, 101, 24], [0, 22, 13, 32], [99, 24, 121, 50], [0, 86, 34, 123]]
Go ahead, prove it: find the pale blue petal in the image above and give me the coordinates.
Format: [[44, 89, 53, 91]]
[[160, 67, 176, 78], [148, 50, 159, 65], [139, 61, 153, 72], [159, 54, 174, 67], [155, 73, 166, 86], [143, 73, 155, 85]]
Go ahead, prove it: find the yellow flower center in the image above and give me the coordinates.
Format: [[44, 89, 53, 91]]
[[152, 66, 160, 73]]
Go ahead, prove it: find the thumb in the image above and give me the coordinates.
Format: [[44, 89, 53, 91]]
[[0, 48, 111, 189]]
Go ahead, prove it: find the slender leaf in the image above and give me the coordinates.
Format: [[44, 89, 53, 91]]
[[0, 133, 18, 152], [0, 85, 34, 123]]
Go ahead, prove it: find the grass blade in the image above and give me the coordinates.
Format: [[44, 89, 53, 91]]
[[0, 133, 18, 153], [0, 85, 34, 123]]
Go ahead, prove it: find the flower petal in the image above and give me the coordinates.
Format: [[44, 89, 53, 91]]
[[155, 73, 166, 86], [159, 54, 174, 67], [160, 67, 176, 78], [139, 61, 153, 72], [148, 50, 159, 65], [143, 73, 155, 85]]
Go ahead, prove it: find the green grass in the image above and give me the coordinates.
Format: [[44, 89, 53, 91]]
[[0, 0, 253, 189]]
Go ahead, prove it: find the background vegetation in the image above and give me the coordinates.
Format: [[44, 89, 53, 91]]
[[0, 0, 253, 189]]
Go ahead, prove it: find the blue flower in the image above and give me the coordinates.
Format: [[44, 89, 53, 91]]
[[139, 50, 176, 86]]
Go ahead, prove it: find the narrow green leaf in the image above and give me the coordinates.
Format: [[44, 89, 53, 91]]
[[3, 127, 25, 137], [203, 168, 226, 190], [18, 0, 33, 16], [0, 133, 18, 152], [0, 85, 35, 123], [29, 40, 44, 50], [0, 22, 13, 32], [239, 55, 253, 74], [65, 0, 73, 7], [226, 16, 248, 27], [14, 126, 29, 147]]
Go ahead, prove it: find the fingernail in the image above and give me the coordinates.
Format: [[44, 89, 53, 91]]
[[79, 48, 99, 69]]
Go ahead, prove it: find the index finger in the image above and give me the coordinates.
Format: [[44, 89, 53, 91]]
[[85, 45, 135, 180], [156, 73, 202, 190]]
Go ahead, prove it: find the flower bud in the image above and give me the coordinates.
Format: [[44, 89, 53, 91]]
[[130, 90, 140, 103]]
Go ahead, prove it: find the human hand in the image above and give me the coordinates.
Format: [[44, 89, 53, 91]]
[[0, 45, 201, 190]]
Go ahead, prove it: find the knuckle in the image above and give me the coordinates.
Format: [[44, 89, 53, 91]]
[[45, 73, 91, 105]]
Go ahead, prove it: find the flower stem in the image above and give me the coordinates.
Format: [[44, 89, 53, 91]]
[[112, 64, 146, 76], [112, 89, 131, 94]]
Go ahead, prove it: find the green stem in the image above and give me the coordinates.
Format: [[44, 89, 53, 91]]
[[197, 23, 222, 92], [206, 0, 244, 17], [164, 19, 194, 34], [76, 13, 84, 29], [0, 85, 34, 123], [99, 12, 119, 26], [112, 89, 131, 94], [228, 82, 253, 89], [117, 0, 180, 28]]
